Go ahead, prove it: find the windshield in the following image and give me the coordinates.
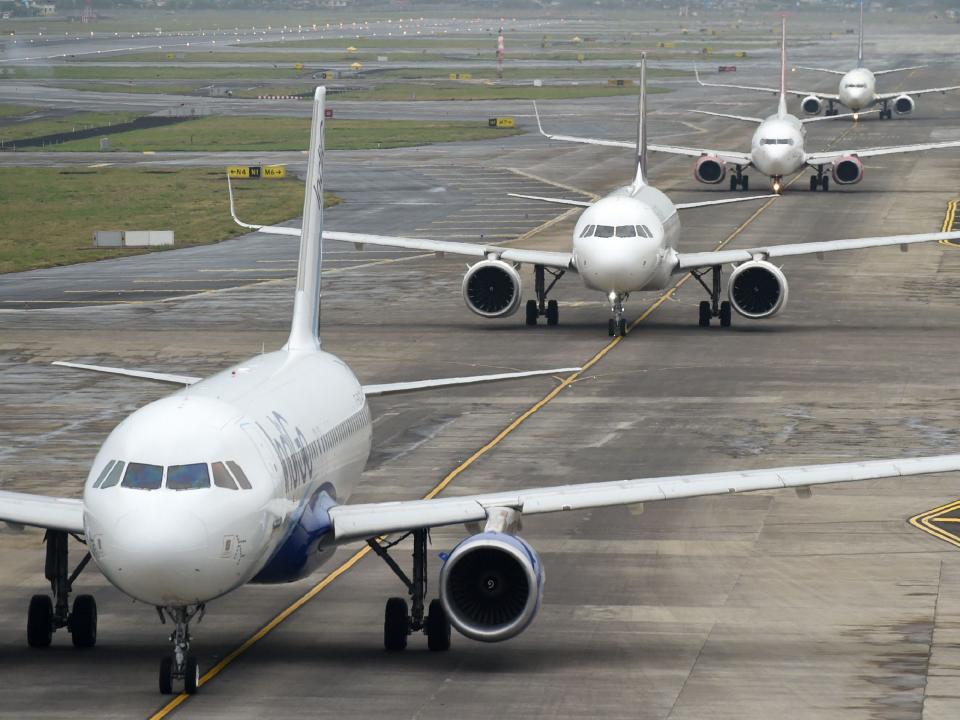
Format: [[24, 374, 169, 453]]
[[121, 462, 163, 490], [167, 463, 210, 491]]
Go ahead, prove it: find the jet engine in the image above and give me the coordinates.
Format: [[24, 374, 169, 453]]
[[831, 155, 864, 185], [694, 155, 726, 184], [800, 95, 823, 115], [728, 260, 788, 319], [440, 532, 544, 642], [893, 94, 915, 115], [461, 260, 522, 318]]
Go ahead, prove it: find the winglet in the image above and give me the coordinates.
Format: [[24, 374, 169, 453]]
[[285, 87, 326, 353], [532, 100, 546, 137], [631, 52, 648, 191], [226, 174, 263, 231], [693, 61, 704, 86]]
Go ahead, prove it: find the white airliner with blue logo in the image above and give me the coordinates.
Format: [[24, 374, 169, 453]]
[[3, 87, 960, 698]]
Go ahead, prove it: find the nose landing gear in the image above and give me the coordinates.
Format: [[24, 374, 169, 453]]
[[608, 292, 628, 337], [157, 604, 204, 695], [26, 529, 95, 649]]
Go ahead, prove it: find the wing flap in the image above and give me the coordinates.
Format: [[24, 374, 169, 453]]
[[0, 490, 85, 533]]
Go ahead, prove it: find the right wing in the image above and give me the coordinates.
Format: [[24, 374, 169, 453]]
[[872, 65, 928, 77], [806, 138, 960, 165], [363, 367, 579, 397], [0, 490, 85, 533], [691, 109, 763, 123], [875, 83, 960, 100], [792, 65, 846, 76], [328, 453, 960, 541], [694, 65, 840, 101]]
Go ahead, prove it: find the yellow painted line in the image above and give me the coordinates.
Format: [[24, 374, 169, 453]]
[[909, 498, 960, 549], [939, 199, 959, 247], [147, 171, 789, 720]]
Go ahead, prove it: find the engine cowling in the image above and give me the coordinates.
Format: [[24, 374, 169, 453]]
[[461, 259, 522, 318], [694, 155, 726, 184], [801, 95, 823, 115], [893, 94, 915, 115], [728, 260, 788, 319], [831, 154, 864, 185], [440, 532, 544, 642]]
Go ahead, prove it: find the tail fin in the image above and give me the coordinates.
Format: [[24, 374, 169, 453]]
[[857, 0, 864, 67], [777, 15, 788, 117], [286, 87, 326, 353], [631, 52, 648, 191]]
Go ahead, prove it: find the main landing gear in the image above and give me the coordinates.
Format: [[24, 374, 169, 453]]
[[607, 292, 628, 337], [824, 100, 839, 116], [692, 265, 732, 328], [368, 528, 451, 652], [729, 167, 749, 191], [879, 103, 892, 120], [525, 264, 564, 327], [809, 167, 829, 192], [27, 530, 96, 649], [157, 604, 204, 695]]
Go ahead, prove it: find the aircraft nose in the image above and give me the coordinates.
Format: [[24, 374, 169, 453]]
[[579, 237, 659, 291]]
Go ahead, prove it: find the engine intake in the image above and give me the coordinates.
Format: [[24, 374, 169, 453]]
[[694, 155, 726, 184], [440, 532, 543, 642], [462, 260, 522, 318], [728, 260, 788, 319], [801, 95, 823, 115], [893, 94, 915, 115], [831, 154, 864, 185]]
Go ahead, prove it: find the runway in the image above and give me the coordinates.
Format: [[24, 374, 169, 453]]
[[2, 11, 960, 720]]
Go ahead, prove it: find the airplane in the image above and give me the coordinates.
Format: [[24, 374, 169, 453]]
[[234, 56, 960, 333], [792, 0, 960, 119], [541, 18, 960, 195], [4, 87, 960, 699]]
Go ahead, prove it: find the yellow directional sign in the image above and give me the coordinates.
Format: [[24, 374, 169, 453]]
[[263, 165, 286, 178], [294, 62, 303, 70], [449, 72, 472, 81], [910, 499, 960, 548], [488, 117, 515, 128], [227, 166, 251, 179]]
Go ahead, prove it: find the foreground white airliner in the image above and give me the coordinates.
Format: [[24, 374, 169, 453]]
[[654, 18, 960, 192], [6, 88, 960, 699], [233, 57, 960, 332], [794, 1, 960, 119]]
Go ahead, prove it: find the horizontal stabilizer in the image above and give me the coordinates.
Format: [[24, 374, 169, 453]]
[[363, 367, 580, 397]]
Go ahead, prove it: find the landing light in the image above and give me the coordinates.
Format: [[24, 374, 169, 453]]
[[853, 112, 860, 121]]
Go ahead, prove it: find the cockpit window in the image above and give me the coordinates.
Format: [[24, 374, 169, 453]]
[[99, 461, 125, 489], [844, 83, 866, 88], [212, 461, 239, 490], [761, 138, 792, 145], [167, 463, 210, 491], [92, 460, 115, 488], [579, 224, 595, 238], [615, 225, 637, 238], [226, 461, 253, 490], [121, 462, 163, 490], [594, 225, 614, 238]]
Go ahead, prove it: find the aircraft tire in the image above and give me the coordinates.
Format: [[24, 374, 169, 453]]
[[27, 594, 53, 648], [741, 175, 749, 191], [525, 299, 538, 326], [720, 301, 732, 328], [384, 597, 409, 651], [822, 176, 830, 192], [618, 319, 627, 336], [698, 301, 711, 327], [546, 300, 559, 326], [608, 319, 616, 336], [184, 655, 200, 695], [158, 657, 174, 695], [426, 599, 451, 652], [70, 594, 97, 648]]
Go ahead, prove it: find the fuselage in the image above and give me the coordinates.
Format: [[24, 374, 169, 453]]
[[570, 184, 680, 295], [838, 67, 877, 111], [82, 349, 372, 606], [750, 113, 806, 178]]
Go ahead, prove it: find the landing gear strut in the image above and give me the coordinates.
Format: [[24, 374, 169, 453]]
[[809, 166, 829, 192], [157, 604, 204, 695], [729, 167, 749, 191], [27, 530, 95, 649], [607, 292, 628, 337], [692, 265, 732, 328], [879, 102, 892, 120], [368, 528, 451, 652], [825, 100, 839, 116], [525, 264, 564, 327]]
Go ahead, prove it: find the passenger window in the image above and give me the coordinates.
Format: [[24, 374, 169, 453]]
[[167, 463, 210, 491], [226, 461, 253, 490], [92, 460, 116, 488], [615, 225, 637, 238], [121, 462, 163, 490], [212, 462, 238, 490], [99, 461, 125, 489], [594, 225, 614, 238]]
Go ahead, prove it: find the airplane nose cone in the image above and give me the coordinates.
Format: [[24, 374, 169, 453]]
[[96, 510, 216, 605], [578, 237, 659, 292]]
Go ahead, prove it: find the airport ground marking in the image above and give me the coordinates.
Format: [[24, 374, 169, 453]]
[[150, 120, 861, 719], [909, 498, 960, 549], [940, 199, 959, 246]]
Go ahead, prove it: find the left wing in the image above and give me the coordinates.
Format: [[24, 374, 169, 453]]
[[806, 138, 960, 165], [507, 191, 776, 212], [329, 453, 960, 541], [675, 230, 960, 271], [792, 65, 847, 76], [0, 490, 85, 533], [53, 361, 201, 386], [363, 367, 578, 397], [872, 65, 927, 77], [693, 65, 841, 101], [876, 83, 960, 100]]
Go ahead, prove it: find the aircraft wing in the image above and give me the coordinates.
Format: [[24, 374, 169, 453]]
[[52, 361, 201, 386], [508, 191, 774, 212], [872, 65, 928, 77], [875, 84, 960, 100], [328, 453, 960, 541], [792, 65, 846, 76], [691, 109, 763, 123], [693, 66, 840, 101], [805, 138, 960, 165], [0, 490, 85, 534], [674, 230, 960, 271], [363, 367, 579, 397], [649, 143, 753, 166]]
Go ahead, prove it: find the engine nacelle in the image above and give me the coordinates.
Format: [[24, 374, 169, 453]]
[[800, 95, 823, 115], [831, 154, 864, 185], [694, 155, 726, 184], [461, 259, 522, 318], [893, 94, 915, 115], [440, 532, 544, 642], [728, 260, 789, 319]]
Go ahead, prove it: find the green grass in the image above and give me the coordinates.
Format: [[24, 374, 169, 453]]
[[44, 117, 521, 152], [47, 82, 207, 95], [0, 167, 322, 273], [367, 66, 690, 82], [335, 82, 669, 102], [7, 65, 316, 81], [0, 104, 38, 119], [0, 111, 141, 146]]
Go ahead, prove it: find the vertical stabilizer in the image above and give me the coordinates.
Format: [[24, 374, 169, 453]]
[[857, 0, 864, 67], [631, 52, 648, 191], [286, 87, 326, 352], [777, 15, 788, 117]]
